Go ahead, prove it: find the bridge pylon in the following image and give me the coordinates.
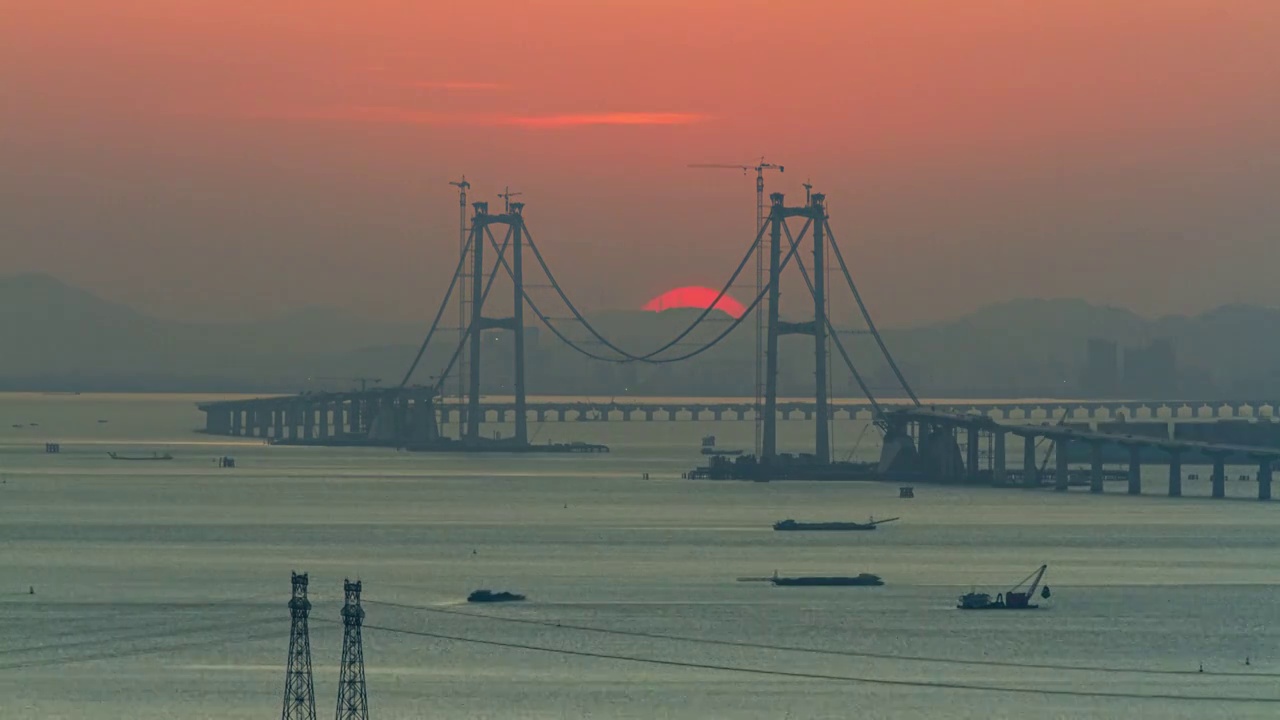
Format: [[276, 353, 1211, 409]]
[[760, 192, 831, 464], [462, 200, 529, 444]]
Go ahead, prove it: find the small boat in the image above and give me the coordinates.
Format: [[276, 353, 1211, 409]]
[[467, 589, 526, 603], [773, 516, 898, 531], [957, 564, 1050, 610], [768, 572, 883, 587], [108, 451, 173, 461]]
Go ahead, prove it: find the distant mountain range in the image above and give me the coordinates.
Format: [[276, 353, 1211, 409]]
[[2, 273, 1278, 398]]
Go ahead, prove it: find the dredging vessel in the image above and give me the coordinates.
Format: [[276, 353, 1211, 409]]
[[773, 516, 899, 531], [957, 564, 1050, 610]]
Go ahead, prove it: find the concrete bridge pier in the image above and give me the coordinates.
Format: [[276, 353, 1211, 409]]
[[231, 409, 243, 436], [1022, 435, 1038, 488], [965, 428, 980, 482], [1090, 442, 1104, 494], [1210, 454, 1227, 498], [1167, 451, 1182, 497], [1258, 459, 1273, 500], [349, 400, 361, 435], [1054, 440, 1069, 492], [1127, 445, 1142, 495], [992, 431, 1007, 485], [274, 408, 286, 440]]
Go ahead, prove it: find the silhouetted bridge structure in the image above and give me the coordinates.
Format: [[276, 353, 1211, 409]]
[[192, 183, 1280, 500], [199, 393, 1280, 437], [880, 408, 1280, 501]]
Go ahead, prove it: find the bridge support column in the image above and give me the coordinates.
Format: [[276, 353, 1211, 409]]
[[992, 431, 1007, 485], [1127, 446, 1142, 495], [511, 204, 528, 445], [1258, 459, 1273, 501], [1090, 442, 1104, 494], [811, 194, 830, 464], [275, 409, 286, 440], [761, 193, 784, 463], [965, 427, 980, 483], [1211, 455, 1226, 498], [350, 400, 362, 435], [1022, 435, 1038, 487], [1054, 440, 1069, 492], [230, 409, 243, 436]]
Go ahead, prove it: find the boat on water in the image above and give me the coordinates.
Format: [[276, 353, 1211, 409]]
[[107, 451, 173, 461], [467, 589, 526, 603], [769, 572, 883, 587], [957, 564, 1050, 610], [773, 516, 899, 531]]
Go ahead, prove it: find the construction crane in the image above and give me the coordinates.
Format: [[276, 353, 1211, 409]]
[[688, 157, 784, 459], [312, 377, 383, 392], [498, 186, 522, 213], [450, 175, 472, 437]]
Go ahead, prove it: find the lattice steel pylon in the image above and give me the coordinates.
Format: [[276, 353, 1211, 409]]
[[281, 572, 317, 720], [334, 579, 369, 720]]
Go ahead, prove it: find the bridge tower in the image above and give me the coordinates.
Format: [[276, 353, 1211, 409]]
[[761, 192, 832, 464], [281, 572, 317, 720], [334, 579, 369, 720], [464, 201, 530, 444]]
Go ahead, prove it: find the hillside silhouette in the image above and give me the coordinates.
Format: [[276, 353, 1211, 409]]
[[2, 274, 1277, 398]]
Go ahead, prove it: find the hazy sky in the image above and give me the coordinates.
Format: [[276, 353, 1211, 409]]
[[4, 1, 1279, 326]]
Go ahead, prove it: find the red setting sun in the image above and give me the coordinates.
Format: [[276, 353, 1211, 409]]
[[641, 286, 746, 318]]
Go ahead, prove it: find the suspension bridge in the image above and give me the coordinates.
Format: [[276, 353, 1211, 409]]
[[195, 185, 1280, 496]]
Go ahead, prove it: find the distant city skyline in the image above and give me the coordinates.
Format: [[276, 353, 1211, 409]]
[[6, 2, 1280, 325]]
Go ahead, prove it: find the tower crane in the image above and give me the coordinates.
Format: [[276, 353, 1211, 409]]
[[688, 157, 785, 458], [498, 186, 523, 213]]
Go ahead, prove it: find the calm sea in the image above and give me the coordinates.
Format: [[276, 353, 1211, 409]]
[[1, 392, 1278, 719]]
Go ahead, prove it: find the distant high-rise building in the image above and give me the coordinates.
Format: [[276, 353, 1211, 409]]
[[1081, 338, 1119, 397]]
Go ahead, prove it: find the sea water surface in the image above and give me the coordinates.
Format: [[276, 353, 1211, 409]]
[[1, 393, 1278, 719]]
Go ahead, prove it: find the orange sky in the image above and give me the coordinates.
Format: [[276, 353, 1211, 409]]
[[4, 1, 1280, 324]]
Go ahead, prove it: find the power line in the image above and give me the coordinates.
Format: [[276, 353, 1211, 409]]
[[325, 617, 1280, 704], [365, 599, 1280, 681]]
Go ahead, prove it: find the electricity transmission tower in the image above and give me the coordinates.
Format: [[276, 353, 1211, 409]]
[[281, 572, 317, 720], [334, 579, 369, 720]]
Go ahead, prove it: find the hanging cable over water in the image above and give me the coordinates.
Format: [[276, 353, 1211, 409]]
[[503, 215, 812, 365], [428, 226, 514, 391], [824, 219, 919, 405], [781, 220, 881, 416], [399, 232, 476, 387], [521, 219, 771, 361]]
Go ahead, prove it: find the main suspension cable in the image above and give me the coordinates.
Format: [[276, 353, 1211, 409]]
[[783, 221, 882, 416], [482, 225, 626, 363], [398, 231, 475, 387], [511, 217, 811, 365], [825, 219, 919, 405], [522, 219, 770, 361], [429, 226, 514, 392]]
